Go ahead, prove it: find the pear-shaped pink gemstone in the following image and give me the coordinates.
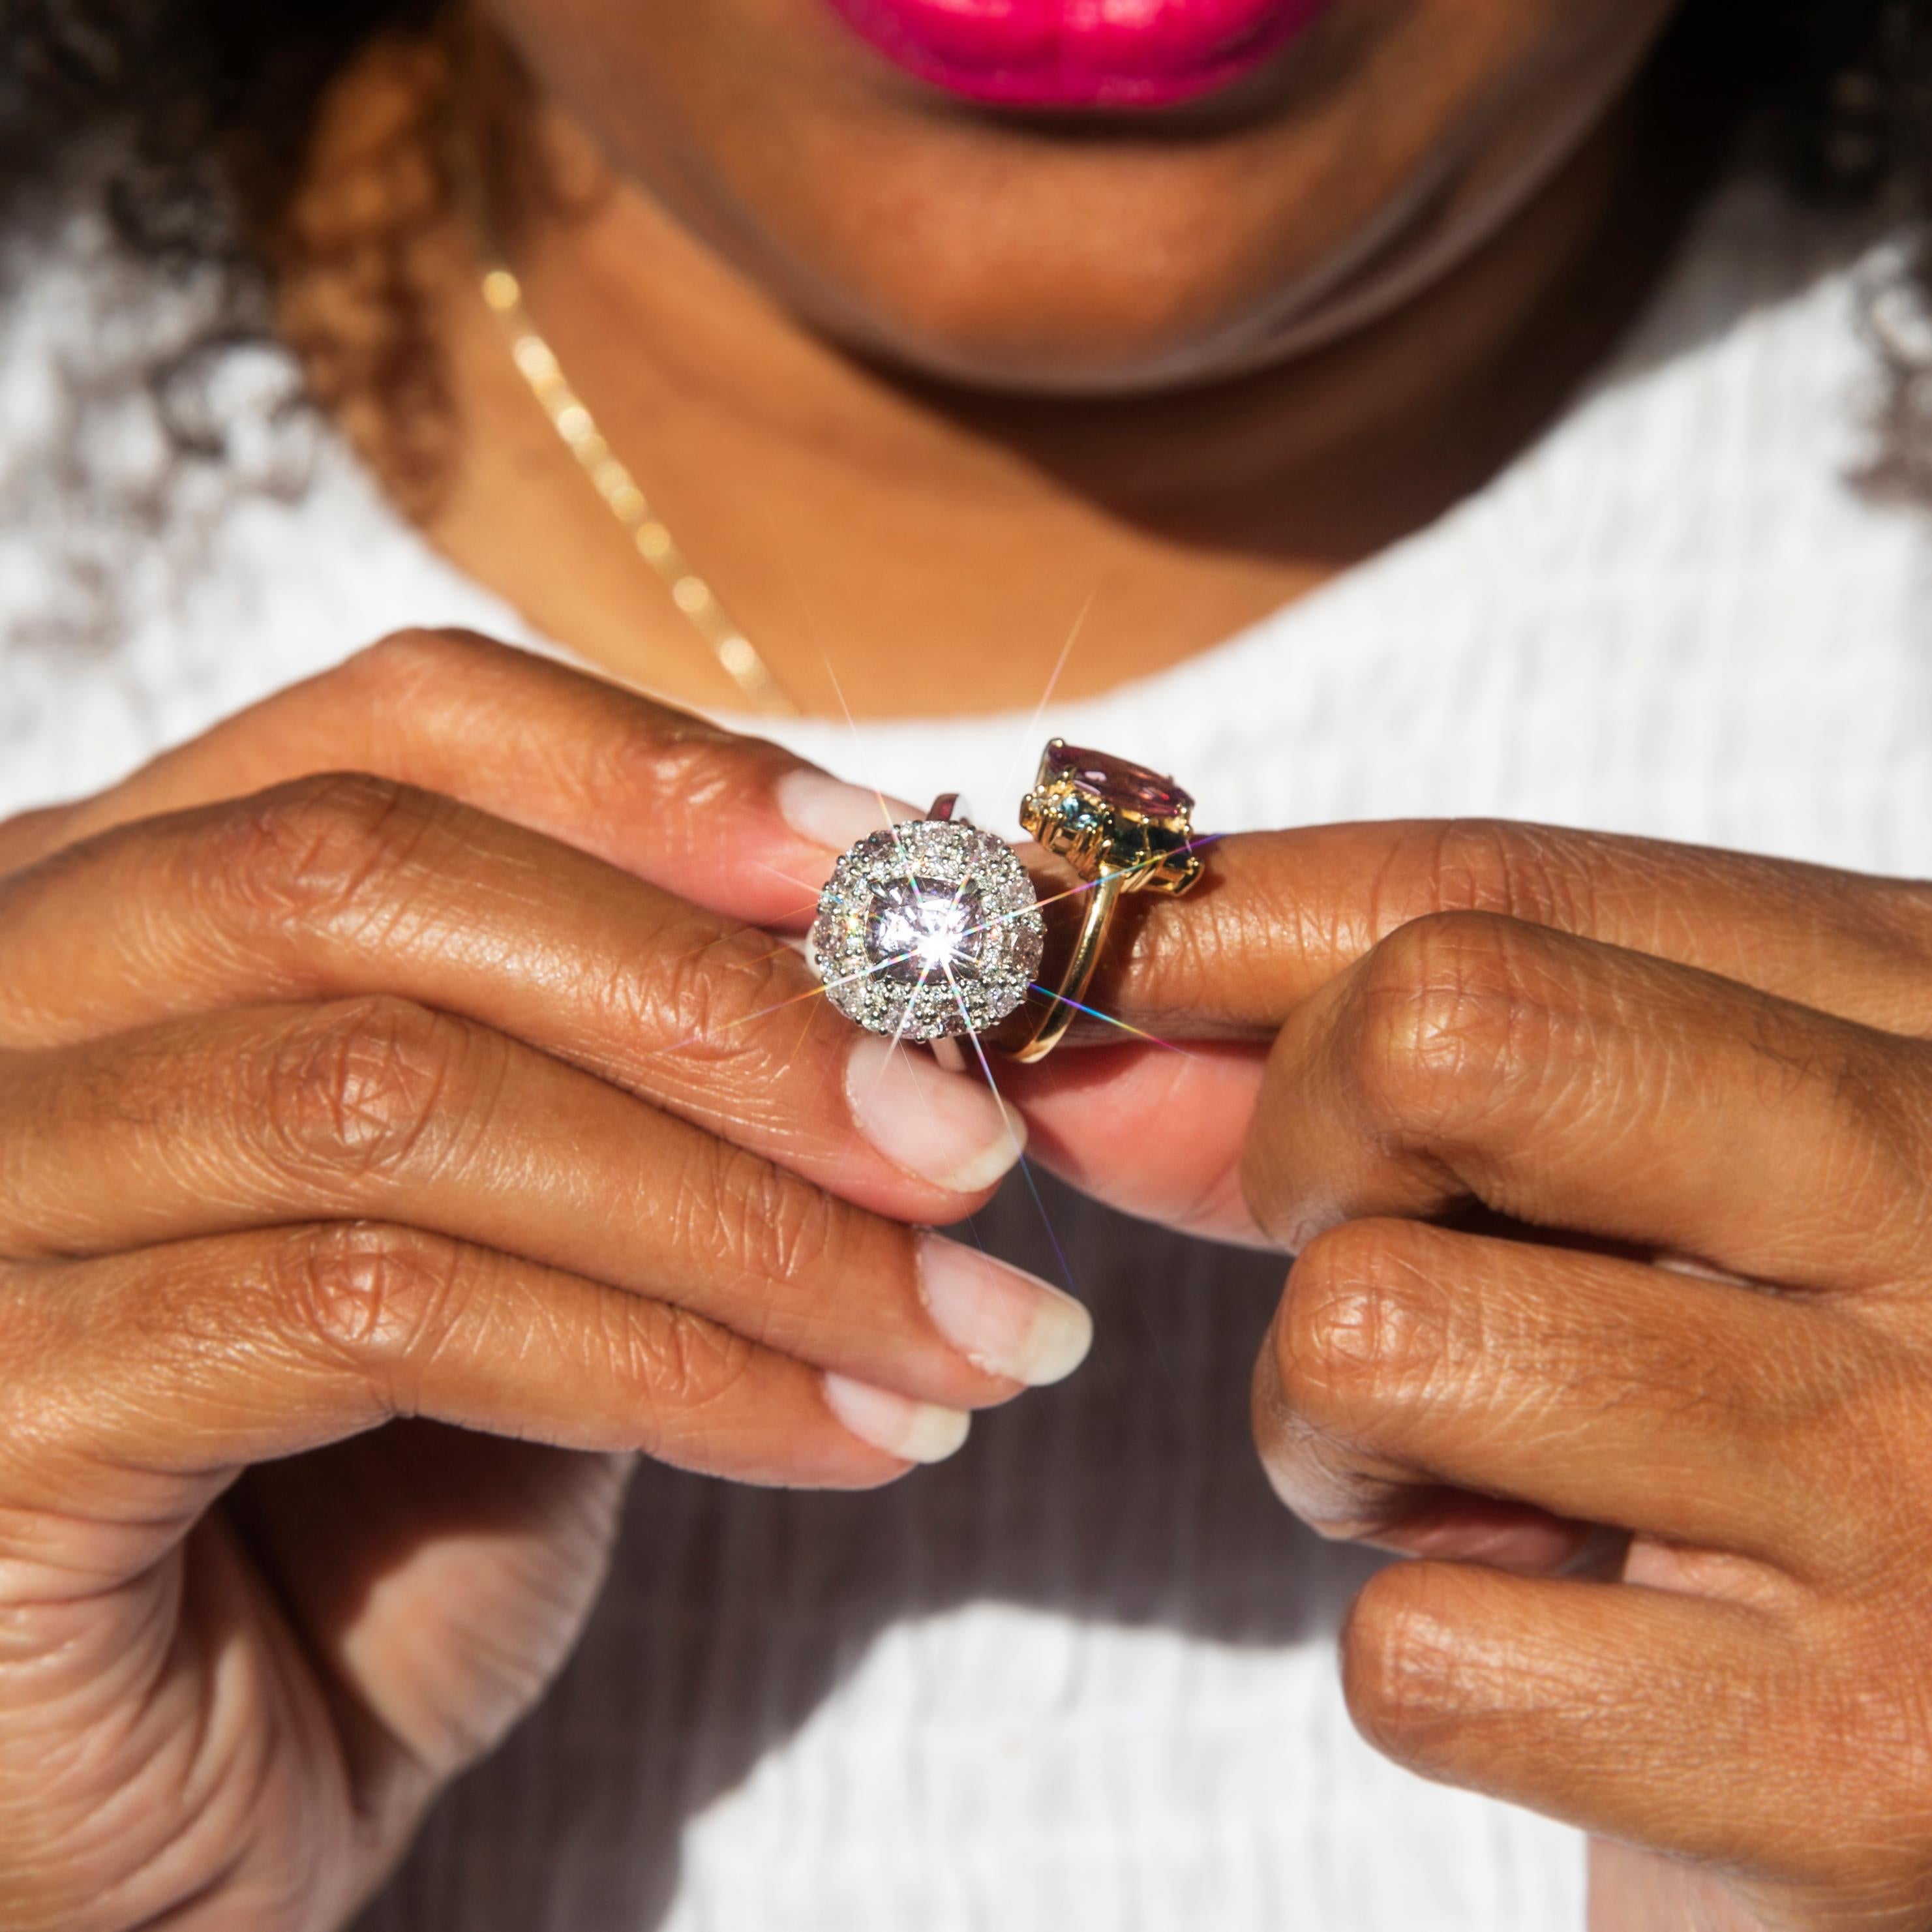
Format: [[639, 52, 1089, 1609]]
[[1044, 742, 1192, 817]]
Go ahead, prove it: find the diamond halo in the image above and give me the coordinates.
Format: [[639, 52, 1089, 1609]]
[[810, 820, 1046, 1042]]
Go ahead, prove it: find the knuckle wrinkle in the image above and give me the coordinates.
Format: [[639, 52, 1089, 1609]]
[[1341, 1568, 1465, 1768], [256, 997, 471, 1184], [1280, 1225, 1441, 1433], [281, 1222, 464, 1381], [200, 771, 435, 933], [1349, 915, 1541, 1136]]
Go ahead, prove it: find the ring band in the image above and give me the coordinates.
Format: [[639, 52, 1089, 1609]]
[[1007, 740, 1205, 1065], [1007, 868, 1130, 1064]]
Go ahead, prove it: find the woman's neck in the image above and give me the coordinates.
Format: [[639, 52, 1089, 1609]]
[[287, 37, 1720, 720]]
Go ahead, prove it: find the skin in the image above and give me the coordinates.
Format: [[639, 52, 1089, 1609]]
[[0, 634, 1094, 1927], [18, 649, 1932, 1926], [286, 0, 1697, 713], [1004, 819, 1932, 1931], [3, 0, 1907, 1926]]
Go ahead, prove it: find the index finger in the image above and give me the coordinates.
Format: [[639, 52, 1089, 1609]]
[[0, 628, 912, 926], [1094, 817, 1932, 1038]]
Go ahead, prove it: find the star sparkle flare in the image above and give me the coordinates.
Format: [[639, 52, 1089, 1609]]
[[810, 820, 1045, 1040]]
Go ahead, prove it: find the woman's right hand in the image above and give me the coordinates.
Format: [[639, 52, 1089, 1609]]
[[0, 630, 1090, 1931]]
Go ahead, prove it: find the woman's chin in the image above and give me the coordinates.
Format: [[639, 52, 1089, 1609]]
[[741, 216, 1326, 397], [809, 305, 1285, 399]]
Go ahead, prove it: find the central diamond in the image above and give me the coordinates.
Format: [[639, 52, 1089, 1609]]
[[866, 878, 988, 984], [811, 819, 1046, 1042]]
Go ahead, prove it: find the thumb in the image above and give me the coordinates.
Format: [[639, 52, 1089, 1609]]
[[997, 1041, 1269, 1246], [1589, 1840, 1768, 1932]]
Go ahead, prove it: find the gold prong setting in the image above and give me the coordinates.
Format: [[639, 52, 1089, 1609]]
[[1019, 739, 1203, 897]]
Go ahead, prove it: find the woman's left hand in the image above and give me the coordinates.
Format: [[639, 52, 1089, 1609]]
[[1004, 819, 1932, 1931]]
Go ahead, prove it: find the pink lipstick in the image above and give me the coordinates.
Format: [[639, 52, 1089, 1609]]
[[823, 0, 1335, 111]]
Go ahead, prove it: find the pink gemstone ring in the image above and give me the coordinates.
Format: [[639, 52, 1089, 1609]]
[[808, 741, 1203, 1064], [1010, 740, 1205, 1064]]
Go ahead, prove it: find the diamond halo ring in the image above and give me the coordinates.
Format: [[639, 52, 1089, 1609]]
[[809, 795, 1046, 1043]]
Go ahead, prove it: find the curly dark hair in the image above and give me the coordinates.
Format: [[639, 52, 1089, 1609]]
[[2, 0, 1931, 489]]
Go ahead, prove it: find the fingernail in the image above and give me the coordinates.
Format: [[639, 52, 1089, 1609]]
[[823, 1374, 972, 1464], [918, 1234, 1093, 1387], [845, 1034, 1027, 1194], [776, 769, 917, 854]]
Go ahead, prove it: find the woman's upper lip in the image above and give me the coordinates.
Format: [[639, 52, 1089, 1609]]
[[823, 0, 1335, 110]]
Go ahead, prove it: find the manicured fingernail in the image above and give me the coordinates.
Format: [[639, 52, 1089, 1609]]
[[823, 1374, 972, 1464], [776, 769, 917, 854], [918, 1234, 1093, 1387], [845, 1034, 1026, 1194]]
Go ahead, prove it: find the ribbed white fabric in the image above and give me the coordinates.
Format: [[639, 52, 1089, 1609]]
[[2, 167, 1927, 1932]]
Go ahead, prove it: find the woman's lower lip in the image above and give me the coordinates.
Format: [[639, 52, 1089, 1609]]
[[822, 0, 1335, 110]]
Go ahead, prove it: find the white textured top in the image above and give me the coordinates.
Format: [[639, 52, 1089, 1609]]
[[3, 169, 1928, 1932]]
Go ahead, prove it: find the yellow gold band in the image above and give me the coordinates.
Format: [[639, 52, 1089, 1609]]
[[1008, 869, 1128, 1065]]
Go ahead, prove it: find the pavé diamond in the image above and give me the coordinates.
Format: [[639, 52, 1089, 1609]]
[[811, 820, 1046, 1041]]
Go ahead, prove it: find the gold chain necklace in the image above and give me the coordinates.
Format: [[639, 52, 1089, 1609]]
[[476, 258, 800, 717]]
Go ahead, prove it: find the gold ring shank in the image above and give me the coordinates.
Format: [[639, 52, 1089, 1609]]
[[1008, 869, 1128, 1065]]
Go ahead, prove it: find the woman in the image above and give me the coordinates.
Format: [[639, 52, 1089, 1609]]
[[3, 1, 1930, 1927]]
